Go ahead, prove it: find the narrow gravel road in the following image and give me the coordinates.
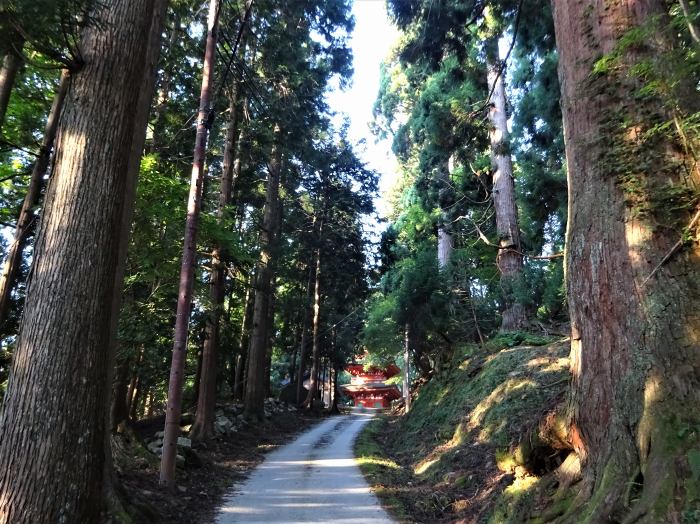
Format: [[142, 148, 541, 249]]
[[214, 413, 394, 523]]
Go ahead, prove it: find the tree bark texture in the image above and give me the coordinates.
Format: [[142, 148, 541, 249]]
[[296, 242, 317, 405], [244, 125, 283, 419], [0, 70, 70, 329], [552, 0, 700, 520], [160, 0, 221, 488], [233, 281, 253, 400], [0, 38, 23, 133], [0, 1, 161, 522], [304, 237, 323, 408], [485, 43, 526, 332], [191, 78, 244, 441], [264, 290, 276, 398]]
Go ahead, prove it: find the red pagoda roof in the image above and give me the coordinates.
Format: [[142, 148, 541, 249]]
[[345, 363, 400, 378], [340, 383, 402, 401]]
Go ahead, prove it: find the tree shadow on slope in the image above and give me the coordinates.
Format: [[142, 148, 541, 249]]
[[356, 338, 571, 523]]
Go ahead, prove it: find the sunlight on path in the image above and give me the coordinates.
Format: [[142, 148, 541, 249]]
[[214, 414, 394, 523]]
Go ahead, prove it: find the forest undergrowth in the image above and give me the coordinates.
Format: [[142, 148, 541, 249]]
[[111, 407, 320, 523], [356, 335, 571, 523]]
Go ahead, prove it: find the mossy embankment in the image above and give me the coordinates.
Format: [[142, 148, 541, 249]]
[[355, 334, 572, 523]]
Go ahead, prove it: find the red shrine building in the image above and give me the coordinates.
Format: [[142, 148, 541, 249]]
[[341, 363, 402, 408]]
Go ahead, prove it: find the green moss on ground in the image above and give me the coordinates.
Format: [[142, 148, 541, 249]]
[[356, 337, 571, 522]]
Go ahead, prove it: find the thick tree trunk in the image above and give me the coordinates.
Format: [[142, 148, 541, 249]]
[[0, 1, 161, 521], [552, 0, 700, 520], [0, 70, 70, 329], [485, 43, 526, 331], [191, 84, 243, 440], [0, 38, 23, 133], [160, 0, 221, 488], [304, 240, 323, 409], [244, 125, 283, 419]]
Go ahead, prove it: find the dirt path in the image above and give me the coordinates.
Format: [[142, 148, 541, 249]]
[[214, 413, 394, 523]]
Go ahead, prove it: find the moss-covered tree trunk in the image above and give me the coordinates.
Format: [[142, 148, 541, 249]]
[[553, 0, 700, 520]]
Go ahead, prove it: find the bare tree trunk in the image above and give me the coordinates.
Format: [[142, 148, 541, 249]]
[[0, 70, 70, 329], [244, 125, 283, 419], [485, 42, 526, 331], [404, 323, 411, 413], [296, 246, 317, 405], [111, 355, 132, 432], [128, 374, 142, 421], [330, 364, 341, 414], [0, 1, 162, 521], [552, 0, 700, 520], [233, 281, 253, 400], [304, 237, 323, 409], [126, 345, 145, 421], [289, 322, 300, 383], [264, 290, 276, 398], [679, 0, 700, 44], [160, 0, 221, 488], [148, 14, 180, 154], [192, 333, 205, 407], [437, 157, 453, 268], [188, 3, 252, 438], [0, 38, 23, 133]]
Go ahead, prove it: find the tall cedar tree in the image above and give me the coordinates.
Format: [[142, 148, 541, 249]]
[[191, 0, 251, 442], [553, 0, 700, 520], [161, 0, 221, 487], [244, 125, 283, 418], [0, 0, 165, 521]]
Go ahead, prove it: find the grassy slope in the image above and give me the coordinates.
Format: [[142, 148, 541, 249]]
[[356, 336, 571, 523]]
